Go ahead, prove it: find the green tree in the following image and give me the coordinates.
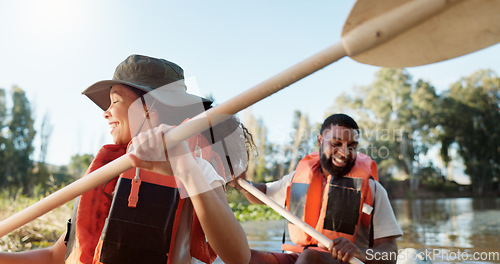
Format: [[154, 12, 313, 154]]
[[438, 69, 500, 195], [7, 86, 37, 194], [243, 109, 270, 182], [34, 112, 54, 191], [69, 153, 94, 178], [268, 142, 286, 182], [287, 111, 314, 173], [0, 88, 7, 187]]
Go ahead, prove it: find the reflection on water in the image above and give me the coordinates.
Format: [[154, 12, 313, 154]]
[[211, 198, 500, 264], [207, 220, 287, 264], [242, 219, 290, 252], [392, 198, 500, 263]]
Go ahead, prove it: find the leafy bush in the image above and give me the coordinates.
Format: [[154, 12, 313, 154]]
[[229, 202, 283, 222]]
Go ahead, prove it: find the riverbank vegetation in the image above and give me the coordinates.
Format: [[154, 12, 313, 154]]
[[226, 187, 283, 222], [0, 191, 73, 252]]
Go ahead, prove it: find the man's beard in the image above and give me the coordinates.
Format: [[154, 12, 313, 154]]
[[319, 146, 356, 178]]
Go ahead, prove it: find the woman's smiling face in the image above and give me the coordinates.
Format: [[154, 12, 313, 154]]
[[103, 84, 140, 145]]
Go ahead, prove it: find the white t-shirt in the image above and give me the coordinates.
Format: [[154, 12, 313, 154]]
[[266, 171, 403, 247]]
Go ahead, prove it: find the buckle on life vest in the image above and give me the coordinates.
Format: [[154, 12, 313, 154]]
[[128, 168, 142, 208]]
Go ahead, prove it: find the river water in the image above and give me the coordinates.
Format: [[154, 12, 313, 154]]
[[392, 198, 500, 263], [223, 198, 500, 263]]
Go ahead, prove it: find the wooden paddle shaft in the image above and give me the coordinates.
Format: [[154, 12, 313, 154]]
[[0, 154, 133, 238], [237, 178, 364, 264]]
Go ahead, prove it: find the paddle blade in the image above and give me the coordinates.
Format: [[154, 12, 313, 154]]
[[343, 0, 500, 67]]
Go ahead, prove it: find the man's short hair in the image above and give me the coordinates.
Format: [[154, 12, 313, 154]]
[[320, 113, 359, 134]]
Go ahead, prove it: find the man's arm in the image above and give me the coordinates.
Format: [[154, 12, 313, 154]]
[[230, 172, 294, 205], [320, 235, 398, 264], [357, 180, 401, 264]]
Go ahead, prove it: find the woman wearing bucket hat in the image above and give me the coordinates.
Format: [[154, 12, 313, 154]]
[[0, 55, 253, 264]]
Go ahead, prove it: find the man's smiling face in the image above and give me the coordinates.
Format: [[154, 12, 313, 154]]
[[318, 124, 359, 178]]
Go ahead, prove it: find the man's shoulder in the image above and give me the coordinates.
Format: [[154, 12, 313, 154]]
[[368, 178, 389, 198], [266, 171, 295, 189]]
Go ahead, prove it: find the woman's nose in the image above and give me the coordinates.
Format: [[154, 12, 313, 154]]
[[103, 108, 111, 119]]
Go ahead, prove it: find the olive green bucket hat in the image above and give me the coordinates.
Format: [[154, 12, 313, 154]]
[[82, 54, 212, 110]]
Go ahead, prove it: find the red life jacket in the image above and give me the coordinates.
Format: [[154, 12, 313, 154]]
[[283, 152, 378, 253], [65, 132, 225, 264]]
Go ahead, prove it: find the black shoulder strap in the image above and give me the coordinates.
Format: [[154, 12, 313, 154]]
[[281, 190, 288, 252], [369, 177, 376, 248], [281, 173, 294, 252]]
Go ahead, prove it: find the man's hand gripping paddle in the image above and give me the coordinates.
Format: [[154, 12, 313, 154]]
[[1, 3, 499, 261], [237, 179, 366, 264]]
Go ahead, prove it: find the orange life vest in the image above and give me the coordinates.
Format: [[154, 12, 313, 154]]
[[65, 133, 225, 264], [283, 152, 378, 253]]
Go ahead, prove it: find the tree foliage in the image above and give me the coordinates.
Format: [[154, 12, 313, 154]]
[[243, 109, 269, 182], [0, 88, 7, 187], [326, 68, 499, 195], [69, 154, 94, 178], [438, 69, 500, 195], [242, 109, 316, 183], [0, 86, 94, 196], [0, 87, 37, 194], [33, 112, 54, 192], [286, 111, 314, 174]]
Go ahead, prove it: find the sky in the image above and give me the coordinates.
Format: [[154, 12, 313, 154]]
[[1, 0, 499, 183]]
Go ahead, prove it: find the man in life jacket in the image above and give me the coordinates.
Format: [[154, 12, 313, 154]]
[[234, 113, 403, 264]]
